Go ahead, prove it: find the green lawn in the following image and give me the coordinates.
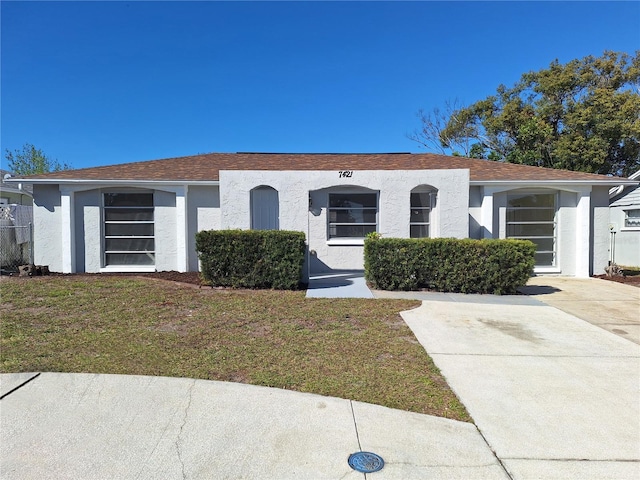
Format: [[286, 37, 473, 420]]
[[0, 275, 470, 422]]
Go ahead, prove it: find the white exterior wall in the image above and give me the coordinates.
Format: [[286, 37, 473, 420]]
[[468, 186, 483, 239], [220, 169, 469, 277], [556, 190, 578, 276], [479, 185, 597, 278], [30, 175, 617, 278], [31, 184, 220, 273], [592, 186, 613, 275], [187, 185, 221, 271], [32, 184, 63, 272], [154, 189, 178, 271], [74, 189, 101, 273]]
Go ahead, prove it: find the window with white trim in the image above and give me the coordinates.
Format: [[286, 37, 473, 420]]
[[410, 189, 435, 238], [328, 193, 377, 239], [506, 192, 557, 267], [103, 193, 155, 266], [624, 209, 640, 228]]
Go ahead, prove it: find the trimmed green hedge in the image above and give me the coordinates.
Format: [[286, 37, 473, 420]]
[[195, 230, 306, 289], [364, 237, 535, 295]]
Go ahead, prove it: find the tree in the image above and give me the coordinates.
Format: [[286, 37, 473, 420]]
[[412, 51, 640, 177], [4, 143, 71, 176], [408, 99, 478, 157]]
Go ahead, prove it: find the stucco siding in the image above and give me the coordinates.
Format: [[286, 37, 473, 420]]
[[556, 190, 578, 276], [187, 185, 220, 271], [591, 186, 611, 275], [468, 186, 482, 239], [74, 189, 101, 272], [27, 169, 621, 278], [32, 184, 62, 272], [154, 190, 177, 271], [221, 169, 469, 276]]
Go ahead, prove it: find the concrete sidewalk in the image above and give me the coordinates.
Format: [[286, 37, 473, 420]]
[[402, 299, 640, 480], [1, 372, 508, 479]]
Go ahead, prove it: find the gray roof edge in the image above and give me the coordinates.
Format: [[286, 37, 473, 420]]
[[471, 179, 639, 186], [5, 178, 221, 186]]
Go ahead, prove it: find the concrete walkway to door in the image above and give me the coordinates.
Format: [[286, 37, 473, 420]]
[[306, 270, 374, 298]]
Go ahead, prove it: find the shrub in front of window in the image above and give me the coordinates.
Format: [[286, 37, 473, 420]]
[[195, 230, 306, 289], [364, 237, 535, 294]]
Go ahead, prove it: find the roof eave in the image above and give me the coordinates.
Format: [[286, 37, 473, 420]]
[[470, 179, 639, 187], [10, 177, 636, 187], [0, 186, 33, 195], [5, 178, 220, 186]]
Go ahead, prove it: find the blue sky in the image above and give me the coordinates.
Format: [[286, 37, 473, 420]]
[[1, 1, 639, 170]]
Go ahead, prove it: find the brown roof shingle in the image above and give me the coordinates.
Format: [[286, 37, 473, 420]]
[[18, 152, 628, 183]]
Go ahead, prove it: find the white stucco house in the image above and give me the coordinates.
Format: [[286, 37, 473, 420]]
[[9, 152, 638, 280], [609, 170, 640, 267]]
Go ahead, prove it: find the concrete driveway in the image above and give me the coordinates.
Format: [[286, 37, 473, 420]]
[[402, 291, 640, 480], [520, 276, 640, 345]]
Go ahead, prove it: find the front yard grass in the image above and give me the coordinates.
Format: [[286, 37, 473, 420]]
[[0, 276, 470, 422]]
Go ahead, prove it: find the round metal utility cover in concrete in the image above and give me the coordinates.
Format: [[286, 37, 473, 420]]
[[347, 451, 384, 473]]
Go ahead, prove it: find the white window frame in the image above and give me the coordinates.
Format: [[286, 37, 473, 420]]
[[506, 191, 558, 268], [327, 192, 378, 244], [102, 191, 155, 271], [410, 188, 436, 238], [622, 208, 640, 230]]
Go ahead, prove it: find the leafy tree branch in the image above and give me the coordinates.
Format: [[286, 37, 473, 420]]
[[411, 51, 640, 177], [4, 143, 71, 176]]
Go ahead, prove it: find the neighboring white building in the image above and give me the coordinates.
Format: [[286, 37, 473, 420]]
[[0, 170, 34, 268], [9, 152, 638, 280], [609, 170, 640, 268], [0, 169, 33, 206]]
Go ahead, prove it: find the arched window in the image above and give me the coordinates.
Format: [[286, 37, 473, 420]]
[[251, 186, 279, 230], [410, 187, 436, 238]]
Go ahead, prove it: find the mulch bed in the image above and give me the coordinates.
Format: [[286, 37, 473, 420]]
[[593, 274, 640, 287], [0, 270, 208, 286], [141, 271, 206, 286], [3, 269, 639, 288]]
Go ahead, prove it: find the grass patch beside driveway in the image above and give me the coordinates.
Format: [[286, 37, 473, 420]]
[[0, 276, 470, 422]]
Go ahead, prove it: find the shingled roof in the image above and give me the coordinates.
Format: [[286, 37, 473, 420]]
[[16, 152, 631, 183]]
